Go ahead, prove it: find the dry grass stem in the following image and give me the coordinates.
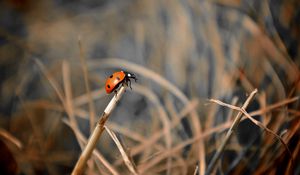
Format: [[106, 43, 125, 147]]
[[249, 96, 299, 116], [63, 119, 119, 175], [62, 61, 76, 124], [132, 84, 172, 174], [151, 155, 188, 174], [34, 58, 66, 105], [193, 165, 199, 175], [138, 121, 232, 173], [0, 128, 23, 149], [117, 99, 198, 162], [74, 89, 105, 107], [78, 38, 96, 133], [206, 89, 258, 174], [72, 86, 127, 175], [105, 126, 139, 175], [209, 97, 295, 169]]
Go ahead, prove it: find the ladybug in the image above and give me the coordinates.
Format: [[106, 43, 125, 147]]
[[105, 71, 137, 94]]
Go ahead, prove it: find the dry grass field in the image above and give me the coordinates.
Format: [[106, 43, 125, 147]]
[[0, 0, 299, 174]]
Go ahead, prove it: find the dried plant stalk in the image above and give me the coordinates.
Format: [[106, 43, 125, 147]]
[[193, 166, 199, 175], [63, 119, 119, 175], [105, 126, 138, 175], [205, 89, 258, 174], [78, 38, 96, 134], [72, 86, 127, 175], [0, 128, 23, 149], [209, 97, 295, 172]]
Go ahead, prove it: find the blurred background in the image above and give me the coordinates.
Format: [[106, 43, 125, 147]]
[[0, 0, 299, 174]]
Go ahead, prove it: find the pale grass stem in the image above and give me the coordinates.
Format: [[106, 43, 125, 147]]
[[205, 89, 258, 174], [72, 86, 127, 175], [105, 126, 138, 175], [0, 128, 23, 149], [209, 95, 295, 173], [78, 38, 96, 134], [193, 166, 199, 175]]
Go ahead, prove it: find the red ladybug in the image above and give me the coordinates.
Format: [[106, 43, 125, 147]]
[[105, 71, 137, 94]]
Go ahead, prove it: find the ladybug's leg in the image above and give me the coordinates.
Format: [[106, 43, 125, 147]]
[[128, 80, 132, 90], [131, 75, 137, 82], [123, 78, 131, 90]]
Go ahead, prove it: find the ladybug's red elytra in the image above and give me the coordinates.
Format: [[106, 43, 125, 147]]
[[105, 71, 137, 94]]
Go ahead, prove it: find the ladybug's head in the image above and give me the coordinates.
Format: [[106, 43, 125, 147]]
[[124, 71, 137, 82]]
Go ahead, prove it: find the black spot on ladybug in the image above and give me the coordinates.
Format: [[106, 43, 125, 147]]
[[107, 85, 110, 88], [110, 75, 113, 78], [116, 77, 120, 80]]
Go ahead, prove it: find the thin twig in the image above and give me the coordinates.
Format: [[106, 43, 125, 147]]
[[209, 97, 295, 171], [205, 89, 258, 175], [105, 126, 139, 175], [193, 166, 199, 175], [132, 84, 172, 174], [0, 128, 23, 149], [63, 119, 119, 175], [78, 38, 96, 134], [72, 86, 127, 175], [34, 58, 65, 105]]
